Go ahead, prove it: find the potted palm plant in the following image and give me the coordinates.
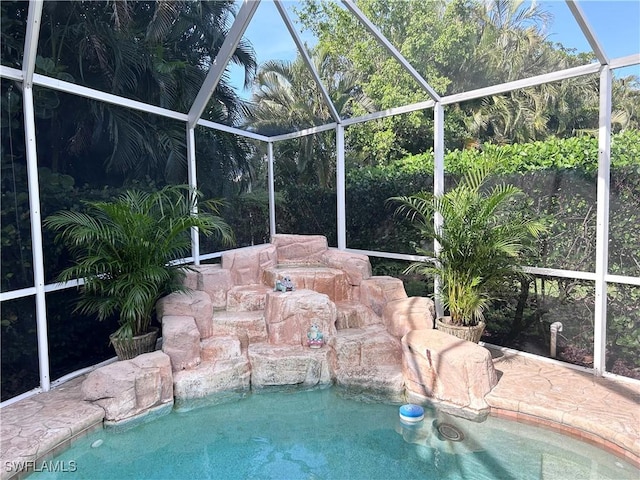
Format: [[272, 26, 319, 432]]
[[389, 162, 546, 343], [45, 184, 234, 360]]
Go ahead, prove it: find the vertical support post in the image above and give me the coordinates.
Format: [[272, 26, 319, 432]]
[[186, 125, 200, 265], [24, 86, 50, 391], [593, 66, 612, 376], [433, 102, 445, 319], [22, 0, 49, 391], [336, 125, 346, 250], [268, 142, 276, 238]]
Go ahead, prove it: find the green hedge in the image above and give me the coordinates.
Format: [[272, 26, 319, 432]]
[[371, 129, 639, 175]]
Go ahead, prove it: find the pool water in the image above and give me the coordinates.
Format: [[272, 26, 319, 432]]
[[31, 387, 638, 480]]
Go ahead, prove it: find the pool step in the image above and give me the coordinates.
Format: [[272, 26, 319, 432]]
[[248, 343, 333, 389], [331, 325, 402, 369], [334, 364, 406, 403], [211, 310, 268, 349], [226, 284, 272, 311]]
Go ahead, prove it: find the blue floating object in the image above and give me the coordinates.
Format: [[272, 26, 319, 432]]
[[399, 404, 424, 423]]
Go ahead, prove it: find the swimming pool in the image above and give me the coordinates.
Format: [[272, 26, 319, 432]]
[[30, 387, 638, 480]]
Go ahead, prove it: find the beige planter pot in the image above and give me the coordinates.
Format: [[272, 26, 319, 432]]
[[436, 317, 485, 343], [110, 327, 159, 360]]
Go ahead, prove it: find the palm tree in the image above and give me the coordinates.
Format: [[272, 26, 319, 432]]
[[389, 160, 547, 326], [31, 1, 257, 186], [246, 48, 374, 187], [457, 0, 605, 144], [44, 185, 234, 345]]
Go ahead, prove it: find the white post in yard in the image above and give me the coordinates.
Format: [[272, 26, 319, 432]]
[[187, 125, 200, 265], [268, 142, 276, 238], [336, 125, 346, 250], [433, 102, 445, 319], [593, 66, 612, 376]]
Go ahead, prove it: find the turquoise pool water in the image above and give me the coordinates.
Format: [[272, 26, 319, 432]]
[[31, 387, 638, 480]]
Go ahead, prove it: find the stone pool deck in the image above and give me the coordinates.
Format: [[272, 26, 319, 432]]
[[1, 348, 639, 479], [485, 349, 639, 468]]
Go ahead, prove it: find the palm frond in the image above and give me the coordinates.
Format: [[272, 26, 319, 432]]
[[389, 162, 547, 325], [45, 184, 235, 338]]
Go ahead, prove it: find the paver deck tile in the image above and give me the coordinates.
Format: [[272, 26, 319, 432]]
[[486, 348, 640, 466], [0, 377, 104, 480]]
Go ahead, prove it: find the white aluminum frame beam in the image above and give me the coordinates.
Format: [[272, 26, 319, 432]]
[[1, 65, 23, 81], [21, 0, 42, 86], [270, 122, 337, 142], [34, 74, 188, 121], [606, 274, 640, 287], [22, 0, 50, 392], [341, 0, 440, 102], [342, 100, 435, 127], [593, 67, 612, 376], [268, 142, 276, 237], [186, 126, 200, 265], [442, 63, 601, 106], [336, 125, 346, 249], [610, 54, 640, 70], [187, 0, 260, 128], [197, 118, 270, 142], [341, 63, 600, 128], [433, 102, 445, 319], [345, 248, 434, 264], [274, 0, 342, 123]]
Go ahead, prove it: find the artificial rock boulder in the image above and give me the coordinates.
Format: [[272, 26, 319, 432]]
[[264, 289, 337, 346], [320, 249, 372, 286], [156, 291, 213, 339], [173, 357, 251, 409], [359, 276, 408, 316], [335, 301, 380, 329], [81, 351, 173, 424], [263, 266, 351, 302], [196, 265, 233, 309], [226, 284, 271, 311], [383, 297, 436, 338], [271, 234, 328, 264], [222, 244, 277, 285], [161, 315, 201, 371], [248, 343, 333, 388], [330, 325, 405, 402], [331, 325, 402, 369], [402, 329, 498, 419], [147, 235, 500, 416], [211, 311, 268, 349]]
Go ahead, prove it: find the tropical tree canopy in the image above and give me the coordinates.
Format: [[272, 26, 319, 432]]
[[1, 0, 257, 190], [295, 0, 639, 163]]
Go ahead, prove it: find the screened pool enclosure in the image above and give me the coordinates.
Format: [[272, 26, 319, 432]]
[[1, 0, 639, 403]]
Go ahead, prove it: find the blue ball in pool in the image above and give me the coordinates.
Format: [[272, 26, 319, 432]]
[[399, 404, 425, 423]]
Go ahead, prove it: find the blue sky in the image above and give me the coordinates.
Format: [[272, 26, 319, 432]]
[[229, 0, 640, 97], [541, 1, 640, 59]]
